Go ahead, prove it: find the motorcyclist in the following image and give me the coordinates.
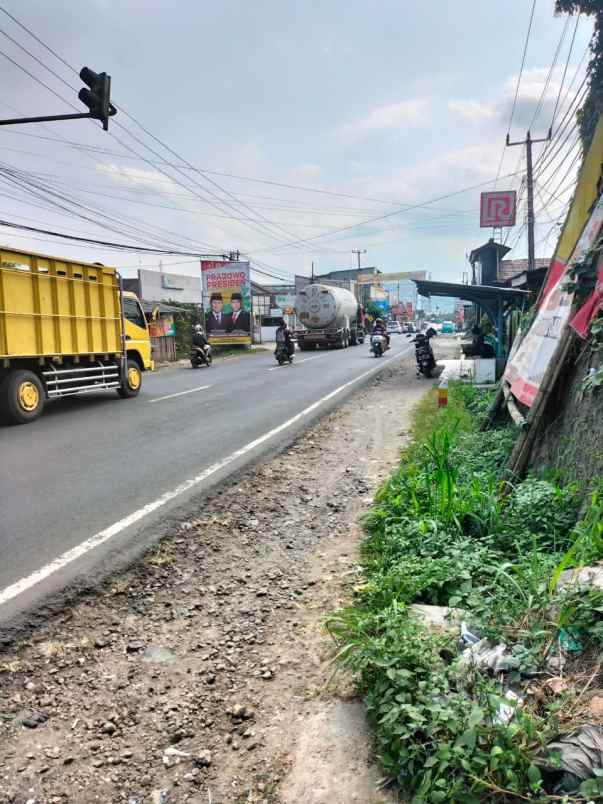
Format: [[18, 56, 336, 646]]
[[275, 320, 294, 358], [192, 324, 211, 361], [372, 318, 390, 347]]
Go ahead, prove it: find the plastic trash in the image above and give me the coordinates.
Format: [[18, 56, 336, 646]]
[[460, 621, 481, 646], [536, 725, 603, 794], [493, 689, 523, 725], [162, 746, 191, 768], [458, 638, 520, 673], [559, 627, 583, 653]]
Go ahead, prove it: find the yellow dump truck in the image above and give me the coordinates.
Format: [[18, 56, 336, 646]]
[[0, 247, 153, 424]]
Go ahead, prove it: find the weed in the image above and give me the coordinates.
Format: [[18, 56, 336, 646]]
[[148, 545, 177, 567], [329, 382, 603, 801], [0, 658, 23, 673]]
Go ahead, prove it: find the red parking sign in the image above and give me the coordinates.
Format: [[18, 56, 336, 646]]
[[480, 190, 516, 227]]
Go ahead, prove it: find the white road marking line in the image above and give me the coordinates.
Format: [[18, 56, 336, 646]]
[[0, 349, 406, 608], [267, 354, 327, 371], [149, 385, 212, 403]]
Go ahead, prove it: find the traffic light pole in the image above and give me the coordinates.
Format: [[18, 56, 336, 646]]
[[0, 66, 116, 130], [506, 129, 550, 272], [0, 112, 94, 127]]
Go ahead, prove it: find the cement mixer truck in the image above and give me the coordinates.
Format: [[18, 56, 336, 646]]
[[295, 284, 365, 350]]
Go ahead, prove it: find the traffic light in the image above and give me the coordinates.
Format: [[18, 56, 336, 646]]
[[78, 67, 116, 131]]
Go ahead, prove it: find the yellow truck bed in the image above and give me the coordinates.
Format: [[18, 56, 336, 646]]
[[0, 248, 122, 359]]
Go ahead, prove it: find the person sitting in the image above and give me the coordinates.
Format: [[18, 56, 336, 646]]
[[275, 320, 294, 358], [192, 324, 211, 358], [372, 318, 390, 346]]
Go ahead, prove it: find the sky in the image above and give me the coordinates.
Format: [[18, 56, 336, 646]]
[[0, 0, 594, 288]]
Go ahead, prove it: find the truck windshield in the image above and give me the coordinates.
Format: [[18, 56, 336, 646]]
[[124, 297, 146, 329]]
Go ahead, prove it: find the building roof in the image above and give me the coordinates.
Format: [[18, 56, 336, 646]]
[[506, 265, 549, 290], [140, 300, 189, 315], [413, 279, 528, 306], [251, 280, 272, 296], [468, 239, 511, 265], [499, 258, 550, 283]]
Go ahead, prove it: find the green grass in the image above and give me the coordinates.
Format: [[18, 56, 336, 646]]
[[328, 382, 603, 802]]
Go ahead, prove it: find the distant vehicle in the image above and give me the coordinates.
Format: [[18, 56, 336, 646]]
[[295, 284, 365, 350], [0, 247, 153, 424], [403, 322, 416, 333], [387, 321, 402, 334], [441, 321, 455, 334]]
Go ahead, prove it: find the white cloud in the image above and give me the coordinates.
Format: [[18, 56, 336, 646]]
[[498, 65, 574, 130], [448, 99, 496, 121], [289, 163, 322, 180], [95, 163, 178, 192], [339, 99, 429, 141]]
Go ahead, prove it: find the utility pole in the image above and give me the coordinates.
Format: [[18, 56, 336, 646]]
[[351, 248, 366, 270], [311, 261, 315, 282], [506, 129, 550, 272]]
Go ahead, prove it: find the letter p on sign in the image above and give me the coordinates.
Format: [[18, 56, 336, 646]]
[[480, 191, 517, 227]]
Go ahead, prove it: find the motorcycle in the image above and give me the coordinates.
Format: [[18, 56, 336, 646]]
[[275, 342, 294, 365], [411, 328, 436, 377], [370, 333, 389, 358], [190, 344, 212, 368]]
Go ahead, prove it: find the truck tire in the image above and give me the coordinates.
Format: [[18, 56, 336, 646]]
[[117, 358, 142, 398], [0, 369, 46, 424], [350, 331, 358, 346]]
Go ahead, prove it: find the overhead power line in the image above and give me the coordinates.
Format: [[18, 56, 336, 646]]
[[529, 15, 570, 132], [248, 171, 524, 255], [507, 0, 537, 137], [550, 13, 581, 129], [0, 17, 307, 253], [0, 218, 227, 256]]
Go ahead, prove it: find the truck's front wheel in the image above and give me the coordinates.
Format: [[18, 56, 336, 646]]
[[117, 359, 142, 398], [0, 369, 46, 424]]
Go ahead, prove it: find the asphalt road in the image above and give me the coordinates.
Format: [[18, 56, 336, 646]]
[[0, 337, 414, 628]]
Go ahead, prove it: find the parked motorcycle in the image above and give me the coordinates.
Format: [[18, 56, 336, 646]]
[[410, 327, 436, 377], [370, 333, 389, 358], [190, 345, 212, 368], [275, 342, 294, 365]]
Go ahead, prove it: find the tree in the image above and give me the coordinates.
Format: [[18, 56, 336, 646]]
[[555, 1, 603, 150], [365, 300, 386, 320]]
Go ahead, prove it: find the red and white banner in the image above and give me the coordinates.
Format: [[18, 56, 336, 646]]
[[570, 252, 603, 339], [504, 197, 603, 406], [480, 190, 517, 228]]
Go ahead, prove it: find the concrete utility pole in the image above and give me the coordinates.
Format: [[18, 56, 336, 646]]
[[352, 249, 366, 270], [506, 129, 550, 272]]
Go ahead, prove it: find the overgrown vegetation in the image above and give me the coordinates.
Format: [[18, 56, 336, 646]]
[[555, 1, 603, 151], [329, 384, 603, 801]]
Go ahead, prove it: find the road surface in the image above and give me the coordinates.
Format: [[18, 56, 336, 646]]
[[0, 338, 413, 629]]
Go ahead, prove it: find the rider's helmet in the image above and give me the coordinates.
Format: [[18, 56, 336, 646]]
[[194, 324, 203, 332]]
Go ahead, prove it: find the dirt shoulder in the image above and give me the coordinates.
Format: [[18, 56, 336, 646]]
[[0, 348, 432, 804]]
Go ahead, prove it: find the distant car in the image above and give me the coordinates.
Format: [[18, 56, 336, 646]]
[[387, 321, 402, 334], [441, 321, 455, 334]]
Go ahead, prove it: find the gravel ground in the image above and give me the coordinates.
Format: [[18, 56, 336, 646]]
[[0, 349, 433, 804]]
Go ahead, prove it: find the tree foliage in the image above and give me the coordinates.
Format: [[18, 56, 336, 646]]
[[555, 1, 603, 150]]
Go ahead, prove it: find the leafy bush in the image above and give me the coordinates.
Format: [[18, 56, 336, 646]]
[[329, 382, 603, 801]]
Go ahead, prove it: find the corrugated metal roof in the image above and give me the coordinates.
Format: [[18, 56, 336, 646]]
[[412, 279, 528, 305]]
